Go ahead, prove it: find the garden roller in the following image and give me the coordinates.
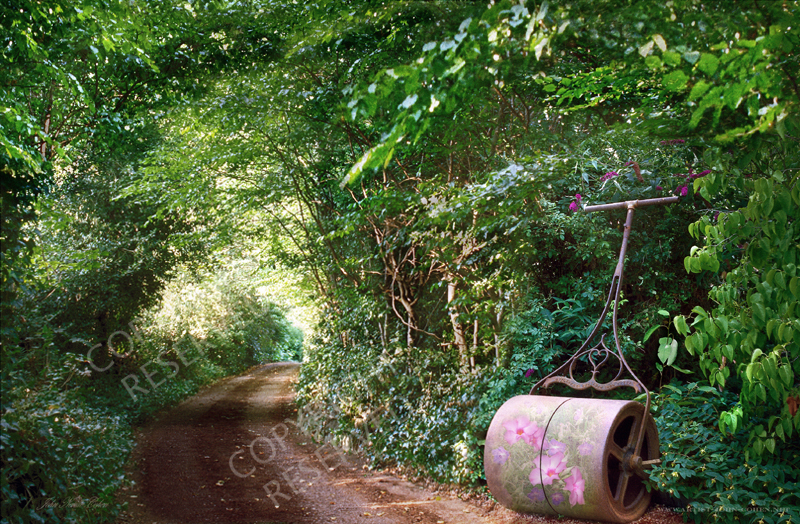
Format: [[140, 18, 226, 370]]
[[484, 196, 678, 523]]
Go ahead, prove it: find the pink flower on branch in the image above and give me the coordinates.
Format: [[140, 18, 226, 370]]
[[568, 193, 582, 213]]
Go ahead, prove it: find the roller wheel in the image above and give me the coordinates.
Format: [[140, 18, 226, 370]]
[[604, 407, 659, 522]]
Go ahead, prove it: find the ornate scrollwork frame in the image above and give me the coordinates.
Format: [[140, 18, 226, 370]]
[[530, 196, 679, 466]]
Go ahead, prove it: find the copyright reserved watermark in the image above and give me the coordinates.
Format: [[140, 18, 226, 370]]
[[31, 496, 108, 510], [671, 505, 793, 515]]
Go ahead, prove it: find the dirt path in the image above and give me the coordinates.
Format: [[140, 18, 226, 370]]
[[115, 362, 682, 524]]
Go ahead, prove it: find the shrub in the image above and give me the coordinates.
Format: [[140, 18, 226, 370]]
[[649, 381, 799, 524]]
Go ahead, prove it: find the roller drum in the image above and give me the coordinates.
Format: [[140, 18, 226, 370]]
[[484, 395, 659, 523]]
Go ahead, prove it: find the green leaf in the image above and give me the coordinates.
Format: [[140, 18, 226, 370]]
[[674, 315, 689, 336], [645, 55, 662, 70], [775, 422, 785, 441], [691, 306, 708, 320], [662, 70, 689, 92], [643, 324, 663, 342], [658, 337, 679, 365], [683, 50, 700, 64], [746, 363, 755, 382], [752, 302, 766, 326], [698, 53, 720, 76], [662, 50, 681, 66], [790, 277, 799, 299], [689, 80, 711, 101]]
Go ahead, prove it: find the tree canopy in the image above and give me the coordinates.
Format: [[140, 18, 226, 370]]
[[2, 1, 798, 522]]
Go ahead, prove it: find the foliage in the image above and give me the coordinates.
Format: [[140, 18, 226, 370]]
[[137, 260, 304, 370], [3, 0, 800, 518], [673, 138, 800, 460], [1, 375, 133, 524], [1, 258, 301, 522], [649, 381, 799, 524], [343, 0, 800, 184], [1, 0, 285, 353]]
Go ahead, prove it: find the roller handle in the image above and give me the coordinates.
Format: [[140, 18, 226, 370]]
[[631, 457, 663, 479], [583, 195, 679, 213]]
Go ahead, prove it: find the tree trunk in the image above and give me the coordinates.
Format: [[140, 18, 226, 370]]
[[447, 280, 469, 367]]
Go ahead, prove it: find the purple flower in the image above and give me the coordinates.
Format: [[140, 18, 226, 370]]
[[551, 492, 565, 506], [525, 368, 535, 378], [656, 185, 663, 191], [577, 442, 593, 456], [492, 447, 510, 465], [675, 185, 688, 196], [714, 211, 720, 221], [527, 487, 546, 503], [545, 439, 567, 456], [600, 171, 619, 181], [575, 193, 582, 202]]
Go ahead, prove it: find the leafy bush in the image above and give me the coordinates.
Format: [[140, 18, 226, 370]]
[[1, 355, 132, 524], [674, 143, 799, 460], [649, 382, 799, 524]]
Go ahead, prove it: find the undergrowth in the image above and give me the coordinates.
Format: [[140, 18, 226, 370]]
[[1, 264, 302, 523]]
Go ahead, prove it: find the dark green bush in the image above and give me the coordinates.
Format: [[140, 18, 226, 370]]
[[649, 381, 799, 524]]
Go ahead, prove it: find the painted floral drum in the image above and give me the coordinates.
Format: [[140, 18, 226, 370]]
[[484, 395, 659, 523]]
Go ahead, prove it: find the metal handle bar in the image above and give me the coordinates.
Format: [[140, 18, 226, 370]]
[[532, 194, 679, 472], [583, 196, 679, 213]]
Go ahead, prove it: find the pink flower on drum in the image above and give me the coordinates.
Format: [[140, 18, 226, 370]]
[[545, 439, 567, 455], [503, 418, 544, 448], [565, 467, 586, 505], [578, 442, 593, 456], [530, 452, 567, 486]]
